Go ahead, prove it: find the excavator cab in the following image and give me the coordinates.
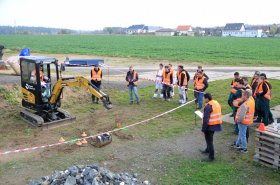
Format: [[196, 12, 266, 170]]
[[20, 56, 58, 110], [20, 56, 112, 129]]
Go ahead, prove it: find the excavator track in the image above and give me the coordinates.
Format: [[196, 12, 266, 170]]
[[20, 109, 44, 127], [41, 108, 76, 130], [20, 108, 76, 130]]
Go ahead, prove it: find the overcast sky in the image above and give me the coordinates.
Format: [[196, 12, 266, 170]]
[[0, 0, 279, 30]]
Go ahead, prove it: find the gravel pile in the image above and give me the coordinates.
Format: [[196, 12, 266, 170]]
[[28, 164, 150, 185]]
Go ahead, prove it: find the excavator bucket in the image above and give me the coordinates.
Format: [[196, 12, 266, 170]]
[[102, 95, 113, 110]]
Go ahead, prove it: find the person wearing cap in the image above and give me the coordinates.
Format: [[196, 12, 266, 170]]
[[162, 65, 173, 101], [194, 71, 208, 109], [177, 65, 189, 104], [232, 90, 255, 153], [91, 64, 103, 104], [126, 66, 140, 104], [228, 72, 240, 117], [193, 65, 209, 81], [200, 93, 222, 161], [153, 63, 164, 98]]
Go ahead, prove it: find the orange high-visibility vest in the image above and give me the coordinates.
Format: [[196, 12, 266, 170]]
[[163, 71, 172, 84], [127, 71, 138, 86], [177, 71, 188, 86], [33, 69, 44, 81], [235, 96, 255, 125], [233, 89, 245, 107], [194, 76, 205, 90], [205, 100, 222, 125], [194, 71, 205, 80], [91, 68, 102, 81], [254, 82, 271, 100], [230, 79, 239, 93]]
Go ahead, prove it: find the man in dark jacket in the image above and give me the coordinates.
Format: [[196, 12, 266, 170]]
[[126, 66, 140, 104], [200, 93, 222, 161]]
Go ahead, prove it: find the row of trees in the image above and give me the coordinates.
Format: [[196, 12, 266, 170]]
[[0, 26, 77, 35]]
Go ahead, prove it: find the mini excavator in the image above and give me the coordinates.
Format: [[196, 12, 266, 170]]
[[19, 56, 112, 128]]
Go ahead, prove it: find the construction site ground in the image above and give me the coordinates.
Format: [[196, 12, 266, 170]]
[[0, 53, 280, 184]]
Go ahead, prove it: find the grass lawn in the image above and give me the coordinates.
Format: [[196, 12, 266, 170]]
[[0, 78, 280, 184], [1, 35, 280, 66]]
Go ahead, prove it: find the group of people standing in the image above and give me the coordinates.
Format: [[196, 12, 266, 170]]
[[227, 71, 274, 154], [89, 63, 274, 162]]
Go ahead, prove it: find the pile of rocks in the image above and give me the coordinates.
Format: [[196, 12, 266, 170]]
[[29, 164, 150, 185]]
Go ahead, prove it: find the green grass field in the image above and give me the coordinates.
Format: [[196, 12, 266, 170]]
[[1, 35, 280, 66]]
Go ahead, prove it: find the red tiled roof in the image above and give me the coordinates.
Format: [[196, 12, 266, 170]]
[[176, 25, 192, 31]]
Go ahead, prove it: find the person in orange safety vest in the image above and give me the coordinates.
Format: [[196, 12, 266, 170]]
[[91, 64, 103, 104], [232, 90, 255, 153], [200, 93, 222, 162], [228, 72, 240, 117]]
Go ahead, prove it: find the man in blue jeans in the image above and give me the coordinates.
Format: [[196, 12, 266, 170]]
[[194, 71, 208, 109], [232, 90, 255, 153], [126, 66, 140, 105]]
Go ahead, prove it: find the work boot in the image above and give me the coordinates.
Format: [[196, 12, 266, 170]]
[[201, 158, 214, 162], [130, 101, 133, 105], [199, 149, 209, 154]]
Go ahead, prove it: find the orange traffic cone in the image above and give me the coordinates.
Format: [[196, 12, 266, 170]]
[[81, 132, 87, 137], [59, 137, 65, 143], [117, 121, 121, 130], [81, 138, 88, 144], [76, 140, 82, 146], [258, 123, 266, 131]]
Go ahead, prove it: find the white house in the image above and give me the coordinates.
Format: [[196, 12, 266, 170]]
[[155, 28, 176, 36], [176, 25, 193, 36], [222, 23, 263, 37], [125, 25, 145, 34], [222, 23, 245, 37]]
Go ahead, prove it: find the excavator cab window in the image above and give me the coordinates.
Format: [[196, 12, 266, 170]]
[[21, 60, 36, 84]]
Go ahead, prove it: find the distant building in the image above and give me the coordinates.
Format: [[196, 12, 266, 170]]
[[222, 23, 263, 37], [176, 25, 193, 36], [155, 28, 176, 36], [143, 26, 162, 33], [125, 24, 145, 34]]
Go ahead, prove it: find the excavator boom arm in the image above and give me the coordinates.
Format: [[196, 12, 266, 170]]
[[50, 76, 112, 109]]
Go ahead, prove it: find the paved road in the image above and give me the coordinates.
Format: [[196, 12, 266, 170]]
[[1, 67, 280, 85]]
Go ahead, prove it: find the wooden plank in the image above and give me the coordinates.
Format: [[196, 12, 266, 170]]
[[256, 127, 280, 139], [256, 137, 280, 148], [254, 155, 280, 167], [255, 134, 280, 144], [254, 158, 279, 169], [256, 151, 280, 166], [255, 144, 280, 154], [255, 147, 280, 157]]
